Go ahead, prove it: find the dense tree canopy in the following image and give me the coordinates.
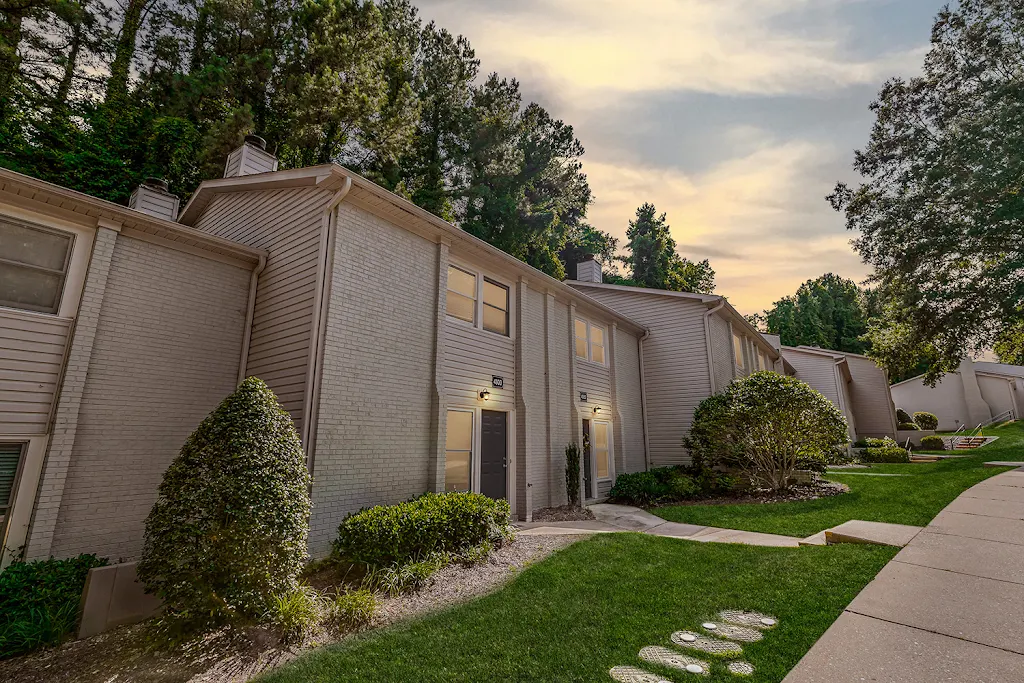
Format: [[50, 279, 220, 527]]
[[0, 0, 613, 279], [829, 0, 1024, 381], [761, 274, 869, 355], [606, 202, 715, 294]]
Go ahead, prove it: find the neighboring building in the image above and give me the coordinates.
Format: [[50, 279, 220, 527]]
[[779, 346, 898, 442], [1, 139, 648, 565], [567, 279, 783, 466], [891, 359, 1023, 431]]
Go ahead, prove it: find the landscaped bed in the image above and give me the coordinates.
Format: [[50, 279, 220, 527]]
[[256, 535, 897, 683], [652, 421, 1023, 538]]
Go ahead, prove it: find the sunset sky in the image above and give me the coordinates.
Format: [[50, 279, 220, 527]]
[[414, 0, 945, 314]]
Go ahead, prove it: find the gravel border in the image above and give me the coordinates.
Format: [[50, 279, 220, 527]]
[[0, 535, 587, 683]]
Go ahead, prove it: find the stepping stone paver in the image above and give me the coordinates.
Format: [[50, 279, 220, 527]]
[[609, 665, 673, 683], [823, 520, 922, 547], [699, 622, 763, 642], [670, 630, 743, 657], [727, 661, 755, 676], [718, 610, 778, 629], [639, 646, 710, 675]]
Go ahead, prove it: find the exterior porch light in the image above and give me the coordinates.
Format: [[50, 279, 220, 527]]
[[479, 390, 490, 401], [593, 406, 601, 414]]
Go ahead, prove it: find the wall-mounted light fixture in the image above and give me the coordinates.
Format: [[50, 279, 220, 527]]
[[593, 406, 601, 414], [479, 390, 490, 401]]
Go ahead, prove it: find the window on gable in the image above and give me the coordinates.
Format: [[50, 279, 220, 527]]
[[482, 278, 509, 335], [575, 317, 608, 365], [733, 332, 745, 369], [446, 265, 477, 324], [0, 220, 73, 314]]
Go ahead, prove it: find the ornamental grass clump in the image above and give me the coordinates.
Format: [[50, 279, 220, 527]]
[[686, 372, 849, 490], [137, 377, 311, 632]]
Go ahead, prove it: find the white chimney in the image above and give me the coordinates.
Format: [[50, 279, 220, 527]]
[[576, 258, 602, 283], [224, 135, 279, 178], [129, 178, 180, 220]]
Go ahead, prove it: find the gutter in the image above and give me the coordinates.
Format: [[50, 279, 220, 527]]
[[237, 253, 268, 383], [301, 175, 353, 472], [703, 298, 727, 394], [637, 328, 652, 471]]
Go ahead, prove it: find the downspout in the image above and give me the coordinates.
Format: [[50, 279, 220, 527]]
[[302, 176, 352, 472], [238, 253, 267, 384], [637, 329, 652, 471], [702, 298, 727, 394]]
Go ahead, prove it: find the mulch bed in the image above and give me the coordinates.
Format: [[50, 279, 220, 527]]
[[658, 480, 849, 508], [531, 505, 595, 522]]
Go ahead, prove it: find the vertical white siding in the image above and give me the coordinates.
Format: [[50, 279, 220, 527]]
[[0, 310, 71, 435], [192, 188, 328, 433], [846, 355, 897, 438]]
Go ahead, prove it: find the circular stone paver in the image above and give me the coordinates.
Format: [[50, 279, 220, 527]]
[[728, 661, 755, 677], [700, 622, 763, 642], [639, 646, 710, 676], [609, 665, 674, 683], [670, 631, 744, 657], [719, 610, 779, 630]]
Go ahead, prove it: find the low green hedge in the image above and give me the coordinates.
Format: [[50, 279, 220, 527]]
[[0, 554, 107, 659], [913, 412, 939, 430], [609, 466, 731, 506], [333, 492, 511, 567], [862, 446, 910, 463], [920, 435, 946, 451], [898, 422, 920, 430]]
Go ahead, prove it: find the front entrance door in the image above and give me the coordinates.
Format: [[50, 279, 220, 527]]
[[480, 410, 507, 500], [582, 418, 593, 499]]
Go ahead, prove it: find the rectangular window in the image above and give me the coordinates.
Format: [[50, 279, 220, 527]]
[[0, 443, 24, 522], [575, 317, 608, 365], [482, 278, 509, 335], [446, 265, 477, 324], [445, 410, 473, 492], [593, 422, 611, 479], [733, 332, 745, 369], [0, 220, 73, 314]]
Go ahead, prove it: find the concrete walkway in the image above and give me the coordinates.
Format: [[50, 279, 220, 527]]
[[784, 468, 1024, 683], [518, 503, 803, 547]]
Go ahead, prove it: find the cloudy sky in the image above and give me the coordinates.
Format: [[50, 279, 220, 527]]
[[414, 0, 944, 314]]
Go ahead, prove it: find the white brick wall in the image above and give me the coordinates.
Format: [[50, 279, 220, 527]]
[[45, 235, 250, 560], [308, 204, 439, 556]]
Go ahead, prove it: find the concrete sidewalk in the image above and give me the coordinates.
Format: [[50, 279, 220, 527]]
[[518, 503, 803, 547], [784, 468, 1024, 683]]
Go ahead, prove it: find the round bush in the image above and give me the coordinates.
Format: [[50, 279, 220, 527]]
[[920, 435, 946, 451], [137, 377, 311, 629], [898, 422, 920, 430], [608, 467, 703, 506], [686, 372, 849, 490], [913, 412, 939, 430], [896, 408, 912, 424], [333, 492, 511, 567]]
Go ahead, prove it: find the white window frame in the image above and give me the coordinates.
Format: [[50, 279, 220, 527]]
[[733, 331, 745, 370], [443, 406, 514, 499], [591, 420, 613, 482], [0, 217, 77, 315], [444, 408, 475, 493], [445, 261, 511, 337], [574, 316, 608, 366]]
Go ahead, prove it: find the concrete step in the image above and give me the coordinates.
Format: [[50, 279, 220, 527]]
[[822, 520, 924, 547], [799, 531, 827, 546]]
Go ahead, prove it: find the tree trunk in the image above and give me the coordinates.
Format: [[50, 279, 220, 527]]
[[54, 8, 85, 114], [104, 0, 149, 106], [0, 4, 26, 116]]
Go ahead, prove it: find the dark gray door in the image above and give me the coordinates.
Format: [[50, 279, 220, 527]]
[[480, 410, 507, 500]]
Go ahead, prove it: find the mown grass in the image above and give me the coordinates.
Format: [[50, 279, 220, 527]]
[[652, 420, 1024, 538], [259, 535, 896, 683]]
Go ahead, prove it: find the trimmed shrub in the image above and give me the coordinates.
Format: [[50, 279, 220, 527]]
[[333, 492, 511, 568], [862, 446, 911, 463], [898, 422, 920, 430], [565, 442, 581, 507], [920, 435, 946, 451], [137, 377, 312, 631], [896, 408, 912, 424], [686, 372, 849, 490], [608, 466, 728, 506], [913, 412, 939, 430], [0, 554, 107, 659]]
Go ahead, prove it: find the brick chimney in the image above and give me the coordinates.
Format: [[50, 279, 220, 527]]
[[128, 178, 180, 220], [224, 135, 279, 178]]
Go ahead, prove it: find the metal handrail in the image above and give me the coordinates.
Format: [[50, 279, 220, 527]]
[[950, 411, 1013, 449]]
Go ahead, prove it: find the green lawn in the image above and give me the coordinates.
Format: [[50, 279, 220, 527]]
[[652, 420, 1024, 538], [260, 536, 896, 683]]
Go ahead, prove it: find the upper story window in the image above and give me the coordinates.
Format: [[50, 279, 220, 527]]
[[446, 264, 510, 336], [733, 332, 745, 369], [0, 220, 73, 314], [575, 317, 607, 365]]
